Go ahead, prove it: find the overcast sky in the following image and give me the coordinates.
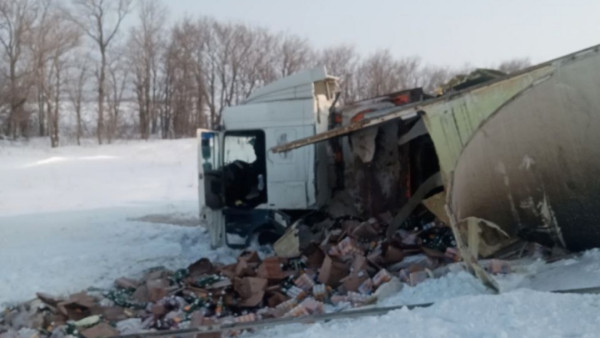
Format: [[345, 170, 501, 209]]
[[165, 0, 600, 69]]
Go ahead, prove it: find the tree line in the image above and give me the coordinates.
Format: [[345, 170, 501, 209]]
[[0, 0, 530, 147]]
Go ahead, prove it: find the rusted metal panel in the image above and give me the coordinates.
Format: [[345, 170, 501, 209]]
[[422, 65, 554, 183], [447, 48, 600, 252]]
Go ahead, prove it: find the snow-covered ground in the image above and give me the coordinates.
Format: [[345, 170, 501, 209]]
[[2, 138, 600, 337], [0, 138, 238, 307]]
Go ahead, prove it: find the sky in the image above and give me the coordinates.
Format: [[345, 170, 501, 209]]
[[165, 0, 600, 69]]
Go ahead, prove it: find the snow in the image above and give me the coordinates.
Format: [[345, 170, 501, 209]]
[[0, 138, 238, 306], [380, 271, 493, 305], [251, 267, 600, 337], [253, 290, 600, 338], [2, 138, 600, 337], [0, 138, 197, 216]]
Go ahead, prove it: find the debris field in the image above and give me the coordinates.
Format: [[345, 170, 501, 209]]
[[0, 216, 520, 338]]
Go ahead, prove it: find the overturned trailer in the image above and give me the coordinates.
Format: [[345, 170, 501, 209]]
[[273, 44, 600, 258]]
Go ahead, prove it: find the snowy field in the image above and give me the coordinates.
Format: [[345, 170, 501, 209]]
[[2, 138, 600, 337], [0, 138, 238, 307]]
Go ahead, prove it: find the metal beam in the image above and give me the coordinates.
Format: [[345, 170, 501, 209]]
[[270, 106, 420, 153]]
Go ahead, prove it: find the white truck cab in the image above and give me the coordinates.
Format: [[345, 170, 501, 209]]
[[198, 67, 339, 248]]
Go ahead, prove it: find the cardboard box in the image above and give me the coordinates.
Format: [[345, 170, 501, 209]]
[[146, 278, 169, 302], [81, 323, 119, 338], [188, 258, 214, 278], [318, 256, 349, 287], [341, 271, 369, 292], [234, 277, 267, 299], [257, 257, 286, 280]]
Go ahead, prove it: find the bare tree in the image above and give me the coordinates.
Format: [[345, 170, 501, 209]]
[[30, 0, 52, 137], [0, 0, 38, 139], [194, 18, 220, 129], [205, 21, 256, 126], [106, 56, 129, 143], [44, 51, 63, 147], [129, 0, 165, 139], [66, 60, 88, 145], [193, 19, 295, 129], [354, 50, 422, 98], [69, 0, 132, 144], [318, 45, 359, 102], [159, 19, 205, 138], [31, 2, 81, 147], [497, 57, 531, 74], [418, 65, 454, 94], [236, 27, 279, 99], [277, 34, 313, 78]]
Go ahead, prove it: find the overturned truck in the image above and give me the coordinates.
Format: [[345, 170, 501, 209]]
[[271, 43, 600, 258]]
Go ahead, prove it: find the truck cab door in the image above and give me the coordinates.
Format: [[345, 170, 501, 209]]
[[197, 129, 225, 248]]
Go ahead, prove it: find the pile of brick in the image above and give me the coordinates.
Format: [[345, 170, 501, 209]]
[[1, 218, 511, 338]]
